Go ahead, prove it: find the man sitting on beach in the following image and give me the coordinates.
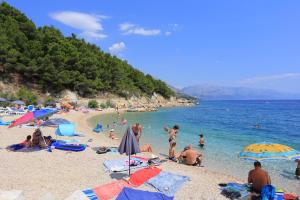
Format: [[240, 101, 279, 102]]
[[248, 161, 271, 194], [178, 144, 202, 166], [295, 159, 300, 179]]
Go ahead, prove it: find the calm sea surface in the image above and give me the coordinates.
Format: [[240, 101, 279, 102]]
[[89, 100, 300, 193]]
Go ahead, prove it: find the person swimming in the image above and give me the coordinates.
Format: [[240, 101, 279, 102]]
[[199, 134, 205, 148]]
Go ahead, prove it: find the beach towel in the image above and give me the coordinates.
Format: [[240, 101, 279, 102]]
[[116, 187, 173, 200], [129, 167, 161, 187], [64, 190, 90, 200], [0, 190, 24, 200], [103, 157, 148, 172], [146, 171, 190, 197], [93, 180, 131, 200], [82, 189, 98, 200], [220, 183, 250, 200], [52, 141, 86, 152]]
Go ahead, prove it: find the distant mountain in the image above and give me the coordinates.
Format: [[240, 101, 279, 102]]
[[181, 84, 300, 100], [168, 85, 197, 100]]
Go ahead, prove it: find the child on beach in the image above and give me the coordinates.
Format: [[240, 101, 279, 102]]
[[22, 135, 32, 147], [7, 135, 32, 151], [199, 134, 205, 148], [109, 129, 119, 140], [169, 142, 177, 162]]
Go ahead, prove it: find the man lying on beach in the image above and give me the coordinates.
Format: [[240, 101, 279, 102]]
[[248, 161, 271, 194], [140, 144, 153, 153], [178, 144, 202, 166]]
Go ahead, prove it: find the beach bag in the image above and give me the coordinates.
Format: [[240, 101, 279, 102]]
[[148, 157, 160, 165], [221, 187, 241, 199], [261, 185, 275, 200]]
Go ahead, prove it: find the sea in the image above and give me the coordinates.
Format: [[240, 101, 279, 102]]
[[89, 100, 300, 193]]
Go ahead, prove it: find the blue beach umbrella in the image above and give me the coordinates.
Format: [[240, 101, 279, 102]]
[[0, 97, 8, 102], [11, 100, 25, 105], [239, 142, 300, 161], [9, 109, 57, 128]]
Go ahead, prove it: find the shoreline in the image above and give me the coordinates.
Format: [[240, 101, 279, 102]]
[[0, 108, 250, 199], [86, 108, 245, 179]]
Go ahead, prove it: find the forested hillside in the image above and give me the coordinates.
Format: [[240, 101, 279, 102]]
[[0, 2, 174, 98]]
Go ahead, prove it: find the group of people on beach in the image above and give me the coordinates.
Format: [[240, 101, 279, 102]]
[[7, 128, 54, 151], [164, 125, 203, 166]]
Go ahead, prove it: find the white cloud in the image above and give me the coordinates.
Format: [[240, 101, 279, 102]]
[[80, 31, 107, 40], [165, 31, 171, 36], [240, 73, 300, 84], [109, 42, 126, 54], [119, 23, 161, 36], [50, 11, 107, 40]]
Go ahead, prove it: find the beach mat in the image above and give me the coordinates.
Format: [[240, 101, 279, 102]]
[[64, 190, 90, 200], [129, 167, 161, 187], [93, 180, 131, 200], [82, 189, 98, 200], [0, 190, 24, 200], [103, 157, 148, 172], [146, 171, 190, 197], [116, 187, 173, 200]]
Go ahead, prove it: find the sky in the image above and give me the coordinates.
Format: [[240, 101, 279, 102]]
[[5, 0, 300, 93]]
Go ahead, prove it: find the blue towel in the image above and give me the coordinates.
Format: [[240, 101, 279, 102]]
[[82, 189, 98, 200], [146, 171, 190, 197], [116, 187, 173, 200]]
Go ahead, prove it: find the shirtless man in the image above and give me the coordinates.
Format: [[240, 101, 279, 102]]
[[179, 145, 202, 166], [132, 123, 142, 143], [295, 159, 300, 179], [248, 161, 271, 194]]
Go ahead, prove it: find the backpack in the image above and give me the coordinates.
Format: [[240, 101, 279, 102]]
[[261, 185, 275, 200]]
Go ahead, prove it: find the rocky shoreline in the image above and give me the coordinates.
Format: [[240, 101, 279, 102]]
[[61, 90, 195, 112]]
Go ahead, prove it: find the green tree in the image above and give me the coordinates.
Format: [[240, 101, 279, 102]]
[[88, 100, 99, 109]]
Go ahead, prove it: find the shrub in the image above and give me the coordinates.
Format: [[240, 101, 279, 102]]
[[16, 87, 38, 105], [88, 99, 99, 109], [99, 103, 106, 109], [44, 96, 55, 107], [105, 100, 115, 108]]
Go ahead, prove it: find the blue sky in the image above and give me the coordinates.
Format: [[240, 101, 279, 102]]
[[5, 0, 300, 93]]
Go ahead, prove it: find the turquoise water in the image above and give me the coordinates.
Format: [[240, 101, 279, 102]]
[[89, 100, 300, 193]]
